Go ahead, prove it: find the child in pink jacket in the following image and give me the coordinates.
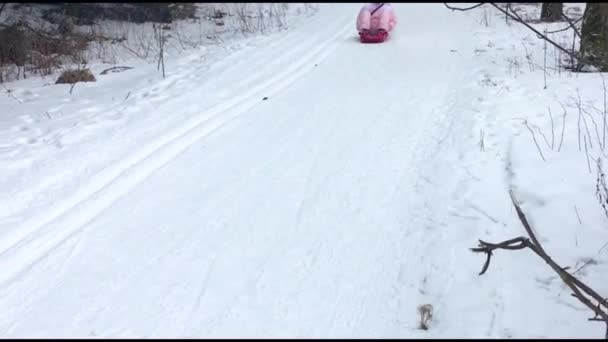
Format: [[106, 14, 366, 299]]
[[356, 3, 397, 34]]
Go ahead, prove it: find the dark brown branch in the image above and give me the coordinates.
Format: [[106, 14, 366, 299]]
[[472, 190, 608, 338], [545, 25, 573, 35], [509, 190, 608, 308], [443, 3, 485, 11], [488, 3, 580, 63], [444, 2, 588, 69], [545, 16, 583, 35], [561, 13, 582, 39], [508, 191, 545, 253], [470, 237, 530, 275], [100, 66, 134, 75]]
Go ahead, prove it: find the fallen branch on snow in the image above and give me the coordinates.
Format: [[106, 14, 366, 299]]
[[471, 190, 608, 339], [100, 66, 134, 75], [1, 84, 23, 103]]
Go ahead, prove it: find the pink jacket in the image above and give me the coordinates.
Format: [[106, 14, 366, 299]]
[[356, 3, 397, 32]]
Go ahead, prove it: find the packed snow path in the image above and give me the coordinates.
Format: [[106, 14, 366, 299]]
[[1, 4, 517, 338]]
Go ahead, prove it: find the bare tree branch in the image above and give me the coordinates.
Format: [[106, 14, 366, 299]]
[[471, 190, 608, 339], [100, 66, 134, 75], [545, 16, 583, 35], [443, 3, 485, 12], [561, 13, 582, 39], [442, 2, 589, 69], [1, 83, 23, 104], [489, 3, 578, 61], [524, 120, 547, 162]]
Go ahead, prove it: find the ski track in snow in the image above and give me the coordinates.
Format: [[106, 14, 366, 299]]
[[0, 3, 569, 338], [0, 8, 353, 286]]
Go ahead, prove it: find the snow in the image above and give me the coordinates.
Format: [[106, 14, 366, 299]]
[[0, 2, 607, 338]]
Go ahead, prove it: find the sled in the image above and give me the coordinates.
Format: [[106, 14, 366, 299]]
[[359, 29, 388, 43]]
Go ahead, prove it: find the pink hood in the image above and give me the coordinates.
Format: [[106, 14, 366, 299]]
[[356, 3, 397, 32]]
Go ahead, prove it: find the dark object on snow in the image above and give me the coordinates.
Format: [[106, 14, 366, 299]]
[[56, 68, 96, 84], [100, 66, 134, 75], [262, 96, 268, 101], [359, 29, 388, 43]]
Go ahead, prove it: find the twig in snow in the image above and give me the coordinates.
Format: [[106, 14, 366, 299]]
[[471, 190, 608, 339], [549, 107, 555, 150], [543, 29, 549, 89], [535, 125, 552, 150], [576, 90, 594, 150], [524, 120, 546, 162], [575, 204, 583, 225], [585, 135, 592, 173], [572, 257, 598, 277], [578, 99, 583, 151], [69, 83, 76, 95], [521, 41, 534, 72], [2, 84, 23, 104], [596, 158, 608, 220], [558, 102, 567, 152], [153, 24, 166, 79], [582, 106, 602, 151]]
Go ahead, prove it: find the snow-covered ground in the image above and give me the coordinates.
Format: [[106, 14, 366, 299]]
[[0, 2, 606, 338]]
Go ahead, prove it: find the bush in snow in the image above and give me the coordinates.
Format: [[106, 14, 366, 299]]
[[55, 68, 96, 84]]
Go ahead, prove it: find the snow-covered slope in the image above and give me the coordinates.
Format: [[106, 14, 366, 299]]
[[0, 3, 606, 338]]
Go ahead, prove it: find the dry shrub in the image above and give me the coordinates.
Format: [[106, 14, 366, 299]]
[[56, 68, 96, 84], [0, 23, 94, 82], [43, 3, 198, 25]]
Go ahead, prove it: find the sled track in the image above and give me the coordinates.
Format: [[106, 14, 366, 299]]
[[0, 7, 341, 224], [0, 14, 353, 286]]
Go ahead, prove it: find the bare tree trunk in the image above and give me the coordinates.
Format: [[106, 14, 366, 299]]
[[540, 2, 563, 22], [580, 3, 608, 71]]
